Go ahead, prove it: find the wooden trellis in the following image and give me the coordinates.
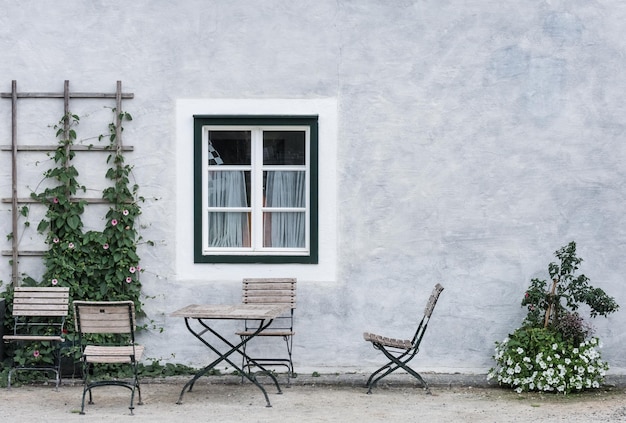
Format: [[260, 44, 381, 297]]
[[1, 81, 134, 286]]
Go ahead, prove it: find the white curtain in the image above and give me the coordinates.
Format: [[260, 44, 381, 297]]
[[264, 171, 305, 248], [207, 171, 250, 247]]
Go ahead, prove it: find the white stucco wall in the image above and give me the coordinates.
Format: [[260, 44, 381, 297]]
[[1, 1, 626, 375]]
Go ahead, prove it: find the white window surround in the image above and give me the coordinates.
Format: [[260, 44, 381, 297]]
[[175, 98, 338, 283]]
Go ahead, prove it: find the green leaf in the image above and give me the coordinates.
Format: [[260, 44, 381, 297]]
[[37, 220, 50, 233], [67, 215, 79, 230]]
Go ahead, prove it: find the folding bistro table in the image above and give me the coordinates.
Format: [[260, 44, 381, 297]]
[[171, 304, 291, 407]]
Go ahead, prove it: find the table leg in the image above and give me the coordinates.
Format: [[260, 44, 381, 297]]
[[176, 317, 281, 407]]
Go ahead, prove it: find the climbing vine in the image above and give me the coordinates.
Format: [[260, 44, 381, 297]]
[[26, 110, 145, 311]]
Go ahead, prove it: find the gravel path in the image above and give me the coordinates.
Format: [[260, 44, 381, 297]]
[[1, 376, 625, 422]]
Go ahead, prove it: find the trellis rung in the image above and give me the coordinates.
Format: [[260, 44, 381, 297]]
[[0, 92, 134, 99], [1, 197, 132, 204], [0, 145, 134, 152]]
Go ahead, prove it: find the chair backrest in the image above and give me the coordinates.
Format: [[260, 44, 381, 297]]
[[423, 283, 444, 318], [8, 287, 70, 338], [242, 278, 297, 309], [411, 283, 444, 347], [12, 287, 70, 317], [73, 301, 136, 336]]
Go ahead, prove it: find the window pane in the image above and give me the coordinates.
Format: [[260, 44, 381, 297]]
[[264, 171, 305, 208], [263, 131, 305, 165], [208, 130, 251, 165], [263, 212, 305, 248], [208, 212, 251, 247], [207, 171, 250, 207]]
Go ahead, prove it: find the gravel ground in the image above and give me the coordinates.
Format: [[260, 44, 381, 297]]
[[1, 374, 625, 422]]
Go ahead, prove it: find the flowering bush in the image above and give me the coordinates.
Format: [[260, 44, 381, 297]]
[[489, 327, 608, 393], [489, 242, 618, 393]]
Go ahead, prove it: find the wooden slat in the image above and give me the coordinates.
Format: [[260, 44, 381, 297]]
[[11, 80, 18, 285], [0, 145, 134, 152], [3, 335, 64, 342], [0, 92, 134, 99], [1, 250, 46, 256], [1, 197, 135, 204], [244, 283, 295, 290]]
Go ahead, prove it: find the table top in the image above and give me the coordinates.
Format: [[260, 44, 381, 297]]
[[170, 304, 291, 320]]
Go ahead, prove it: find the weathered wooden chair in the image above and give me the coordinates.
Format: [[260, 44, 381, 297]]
[[73, 301, 144, 415], [363, 283, 444, 394], [2, 286, 70, 390], [236, 278, 297, 382]]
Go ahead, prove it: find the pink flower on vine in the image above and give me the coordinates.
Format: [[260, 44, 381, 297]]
[[33, 350, 40, 358], [129, 266, 136, 274], [126, 277, 132, 284], [111, 219, 118, 226], [103, 243, 109, 250], [123, 209, 129, 216], [51, 278, 58, 286], [53, 198, 59, 204], [53, 237, 60, 244], [68, 242, 75, 249]]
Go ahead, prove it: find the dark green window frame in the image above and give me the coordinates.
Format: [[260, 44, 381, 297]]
[[194, 115, 318, 263]]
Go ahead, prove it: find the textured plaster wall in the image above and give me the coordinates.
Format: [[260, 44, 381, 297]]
[[1, 1, 625, 374]]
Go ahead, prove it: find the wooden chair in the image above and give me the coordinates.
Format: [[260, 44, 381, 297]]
[[73, 301, 144, 415], [363, 283, 444, 394], [2, 286, 70, 390], [236, 278, 297, 382]]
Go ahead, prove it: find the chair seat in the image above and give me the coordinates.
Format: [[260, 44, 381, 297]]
[[83, 345, 144, 363], [363, 332, 413, 350], [3, 335, 64, 342]]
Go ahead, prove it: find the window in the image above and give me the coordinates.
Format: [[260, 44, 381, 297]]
[[194, 116, 318, 263]]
